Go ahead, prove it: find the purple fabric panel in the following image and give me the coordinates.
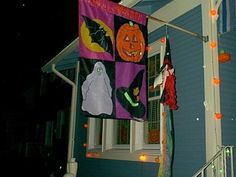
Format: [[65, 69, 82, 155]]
[[79, 0, 114, 61], [82, 0, 147, 25], [79, 0, 148, 120], [115, 62, 147, 119]]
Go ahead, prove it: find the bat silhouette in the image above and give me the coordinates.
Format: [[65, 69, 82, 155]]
[[83, 15, 113, 56]]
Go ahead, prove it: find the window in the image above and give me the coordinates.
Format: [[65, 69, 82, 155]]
[[115, 119, 130, 145], [86, 39, 166, 162]]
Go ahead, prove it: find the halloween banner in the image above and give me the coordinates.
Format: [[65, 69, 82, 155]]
[[79, 0, 148, 120]]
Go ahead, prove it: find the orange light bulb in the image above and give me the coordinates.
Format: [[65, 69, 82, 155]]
[[139, 155, 147, 162], [210, 41, 217, 48], [160, 37, 166, 43], [83, 123, 89, 128], [215, 113, 223, 120], [86, 153, 92, 158], [212, 77, 221, 85], [210, 9, 217, 16]]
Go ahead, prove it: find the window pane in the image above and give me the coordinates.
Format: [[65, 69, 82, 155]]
[[94, 119, 103, 146], [115, 119, 130, 144], [144, 99, 160, 144], [145, 53, 161, 144], [148, 54, 160, 97]]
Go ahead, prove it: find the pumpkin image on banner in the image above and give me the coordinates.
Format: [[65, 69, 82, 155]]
[[116, 21, 145, 63]]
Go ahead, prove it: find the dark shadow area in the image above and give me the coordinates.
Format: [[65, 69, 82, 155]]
[[1, 0, 77, 176]]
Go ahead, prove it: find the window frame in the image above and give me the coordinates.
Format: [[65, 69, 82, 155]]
[[86, 39, 166, 162]]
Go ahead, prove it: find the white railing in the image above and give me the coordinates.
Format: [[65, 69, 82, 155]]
[[192, 145, 234, 177]]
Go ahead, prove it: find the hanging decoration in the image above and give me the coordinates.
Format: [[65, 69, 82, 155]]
[[218, 49, 231, 63], [78, 0, 148, 121], [157, 37, 178, 177]]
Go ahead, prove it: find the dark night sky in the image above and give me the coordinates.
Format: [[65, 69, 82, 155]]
[[1, 2, 79, 158], [1, 0, 78, 173], [2, 0, 120, 102], [1, 1, 118, 175], [2, 0, 78, 107], [1, 0, 122, 120]]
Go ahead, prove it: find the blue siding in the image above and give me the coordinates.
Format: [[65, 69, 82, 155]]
[[150, 5, 205, 177], [73, 5, 206, 177], [170, 6, 205, 177], [133, 0, 172, 15], [219, 30, 236, 169]]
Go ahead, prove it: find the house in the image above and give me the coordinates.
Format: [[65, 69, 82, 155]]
[[41, 0, 236, 176]]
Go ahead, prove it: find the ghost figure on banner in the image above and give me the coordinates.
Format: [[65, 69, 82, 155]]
[[81, 62, 113, 115]]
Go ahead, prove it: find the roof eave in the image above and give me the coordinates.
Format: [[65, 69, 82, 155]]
[[41, 37, 79, 73]]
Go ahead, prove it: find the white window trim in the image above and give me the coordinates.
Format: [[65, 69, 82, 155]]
[[86, 39, 166, 163]]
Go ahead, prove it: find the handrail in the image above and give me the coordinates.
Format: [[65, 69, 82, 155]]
[[192, 145, 234, 177]]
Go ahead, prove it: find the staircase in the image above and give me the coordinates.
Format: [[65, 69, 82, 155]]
[[192, 146, 234, 177]]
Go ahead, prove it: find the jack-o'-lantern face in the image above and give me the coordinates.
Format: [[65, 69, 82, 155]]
[[116, 22, 145, 62]]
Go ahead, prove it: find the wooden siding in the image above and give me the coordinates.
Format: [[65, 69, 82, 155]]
[[170, 5, 205, 177], [149, 5, 206, 177], [219, 30, 236, 169]]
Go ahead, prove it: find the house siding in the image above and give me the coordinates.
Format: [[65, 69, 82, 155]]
[[73, 5, 206, 177], [150, 5, 206, 177], [219, 30, 236, 170], [168, 6, 205, 177]]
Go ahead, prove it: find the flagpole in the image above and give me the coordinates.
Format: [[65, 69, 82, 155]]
[[148, 15, 209, 43]]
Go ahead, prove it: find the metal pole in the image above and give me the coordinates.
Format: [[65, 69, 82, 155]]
[[230, 146, 234, 177], [52, 63, 79, 177], [148, 15, 209, 43], [224, 147, 227, 177]]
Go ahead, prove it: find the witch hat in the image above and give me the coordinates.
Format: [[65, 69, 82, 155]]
[[160, 37, 172, 71], [164, 38, 173, 68], [116, 69, 145, 119], [160, 37, 178, 110], [128, 69, 144, 97]]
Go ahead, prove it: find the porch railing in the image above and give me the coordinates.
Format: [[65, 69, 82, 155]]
[[192, 145, 234, 177]]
